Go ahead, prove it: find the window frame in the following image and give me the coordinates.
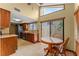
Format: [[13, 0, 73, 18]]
[[41, 17, 65, 41], [40, 4, 65, 16]]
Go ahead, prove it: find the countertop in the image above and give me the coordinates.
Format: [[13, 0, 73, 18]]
[[24, 31, 38, 34], [0, 34, 17, 39]]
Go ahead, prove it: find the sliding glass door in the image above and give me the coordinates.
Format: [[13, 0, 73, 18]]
[[50, 19, 64, 40], [41, 22, 50, 37], [41, 18, 64, 40]]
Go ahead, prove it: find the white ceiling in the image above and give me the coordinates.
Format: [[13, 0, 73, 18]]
[[11, 10, 36, 24]]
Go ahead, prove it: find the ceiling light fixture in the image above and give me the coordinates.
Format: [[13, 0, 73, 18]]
[[13, 18, 21, 22]]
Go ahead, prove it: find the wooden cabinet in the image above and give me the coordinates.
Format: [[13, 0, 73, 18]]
[[76, 41, 79, 56], [26, 33, 35, 43], [0, 8, 10, 29], [23, 32, 39, 43], [0, 35, 17, 56], [75, 6, 79, 56]]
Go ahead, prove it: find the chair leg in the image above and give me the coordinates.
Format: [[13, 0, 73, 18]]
[[54, 50, 60, 56], [59, 50, 66, 56], [63, 50, 66, 56], [45, 50, 49, 56]]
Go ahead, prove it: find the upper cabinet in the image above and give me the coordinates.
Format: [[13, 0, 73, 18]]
[[0, 8, 10, 29]]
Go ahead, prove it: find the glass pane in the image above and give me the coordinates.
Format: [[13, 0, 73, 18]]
[[29, 24, 32, 30], [42, 22, 50, 37], [43, 8, 64, 15], [40, 4, 64, 16], [29, 23, 37, 30], [51, 19, 64, 40], [34, 23, 37, 30]]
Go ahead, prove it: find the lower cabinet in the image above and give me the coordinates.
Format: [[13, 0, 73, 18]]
[[24, 32, 39, 43], [0, 36, 17, 56]]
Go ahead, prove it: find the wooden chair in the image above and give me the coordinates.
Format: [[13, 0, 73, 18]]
[[53, 37, 69, 56]]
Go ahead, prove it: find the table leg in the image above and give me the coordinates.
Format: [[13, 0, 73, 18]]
[[48, 44, 52, 53], [45, 44, 53, 56]]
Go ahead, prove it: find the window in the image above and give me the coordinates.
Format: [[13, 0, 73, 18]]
[[40, 4, 64, 16], [28, 23, 37, 30]]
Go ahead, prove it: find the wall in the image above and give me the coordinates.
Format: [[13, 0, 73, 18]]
[[75, 3, 79, 11], [1, 28, 9, 34], [39, 3, 75, 51]]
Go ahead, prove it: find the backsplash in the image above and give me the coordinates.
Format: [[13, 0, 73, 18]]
[[1, 28, 9, 35]]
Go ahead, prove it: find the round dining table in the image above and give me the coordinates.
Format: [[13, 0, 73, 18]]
[[41, 37, 63, 56]]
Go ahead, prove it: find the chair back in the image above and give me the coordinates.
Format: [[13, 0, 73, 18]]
[[63, 37, 69, 49]]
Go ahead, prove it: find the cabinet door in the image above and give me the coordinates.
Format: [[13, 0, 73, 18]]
[[1, 37, 17, 56], [76, 41, 79, 56], [6, 37, 17, 55], [1, 9, 10, 28]]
